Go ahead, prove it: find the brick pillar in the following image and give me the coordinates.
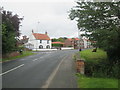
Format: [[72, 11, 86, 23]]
[[76, 59, 85, 74]]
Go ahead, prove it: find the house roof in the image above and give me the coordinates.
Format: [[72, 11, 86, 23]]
[[52, 42, 64, 44], [74, 38, 80, 40], [67, 38, 72, 41], [33, 33, 50, 40], [67, 38, 80, 41]]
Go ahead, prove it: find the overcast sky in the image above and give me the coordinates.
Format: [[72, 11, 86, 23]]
[[1, 0, 80, 39]]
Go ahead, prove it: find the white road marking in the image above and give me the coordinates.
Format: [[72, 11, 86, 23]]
[[41, 55, 68, 88], [0, 64, 24, 76], [20, 59, 25, 61], [32, 59, 38, 61]]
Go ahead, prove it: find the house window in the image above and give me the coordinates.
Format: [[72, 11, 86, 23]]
[[47, 40, 49, 44], [39, 45, 43, 49], [40, 40, 42, 43], [46, 45, 50, 49]]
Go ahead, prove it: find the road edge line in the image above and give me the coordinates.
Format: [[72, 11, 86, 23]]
[[41, 55, 68, 88]]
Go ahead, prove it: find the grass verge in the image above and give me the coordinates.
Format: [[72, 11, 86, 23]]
[[1, 51, 35, 62], [77, 74, 118, 88], [80, 48, 107, 63], [76, 48, 118, 88]]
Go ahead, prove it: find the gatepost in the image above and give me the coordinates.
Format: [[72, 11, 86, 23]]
[[76, 59, 85, 74]]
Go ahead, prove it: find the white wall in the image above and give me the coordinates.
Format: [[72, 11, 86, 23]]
[[35, 40, 51, 49], [29, 40, 51, 49], [61, 47, 74, 50], [83, 40, 88, 48], [27, 33, 51, 49]]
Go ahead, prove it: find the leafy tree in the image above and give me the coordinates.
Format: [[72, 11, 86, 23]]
[[52, 43, 63, 47], [69, 1, 120, 64], [52, 37, 67, 42], [51, 38, 58, 42], [1, 8, 23, 54]]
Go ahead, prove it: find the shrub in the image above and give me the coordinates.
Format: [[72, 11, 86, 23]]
[[80, 49, 118, 78]]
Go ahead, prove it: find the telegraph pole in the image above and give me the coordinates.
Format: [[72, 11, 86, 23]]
[[78, 29, 82, 51], [78, 29, 80, 50], [36, 21, 40, 51]]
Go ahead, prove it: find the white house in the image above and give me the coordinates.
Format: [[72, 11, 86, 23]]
[[83, 37, 93, 48], [26, 30, 51, 50]]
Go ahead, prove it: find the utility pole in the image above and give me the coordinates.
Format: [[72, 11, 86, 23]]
[[78, 29, 82, 51], [36, 21, 40, 51], [78, 29, 80, 50]]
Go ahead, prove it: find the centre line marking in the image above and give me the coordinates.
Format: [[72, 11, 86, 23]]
[[0, 64, 24, 76], [21, 59, 25, 60], [33, 59, 38, 61]]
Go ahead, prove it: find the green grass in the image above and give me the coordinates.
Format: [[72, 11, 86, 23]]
[[77, 49, 118, 88], [80, 48, 107, 63], [77, 74, 118, 88], [1, 51, 35, 62]]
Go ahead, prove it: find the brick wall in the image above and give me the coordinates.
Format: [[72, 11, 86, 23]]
[[64, 39, 72, 47], [2, 51, 20, 59]]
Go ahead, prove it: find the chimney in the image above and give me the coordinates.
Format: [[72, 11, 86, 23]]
[[32, 30, 34, 33], [45, 31, 47, 35], [23, 35, 27, 39]]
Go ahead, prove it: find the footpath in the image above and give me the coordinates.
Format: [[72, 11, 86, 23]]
[[48, 53, 77, 88]]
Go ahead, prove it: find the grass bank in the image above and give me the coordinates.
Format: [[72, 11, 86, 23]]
[[77, 74, 118, 88], [1, 51, 35, 62], [80, 48, 107, 63], [76, 48, 118, 88]]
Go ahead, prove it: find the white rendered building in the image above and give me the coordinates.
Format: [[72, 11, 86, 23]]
[[26, 30, 51, 50]]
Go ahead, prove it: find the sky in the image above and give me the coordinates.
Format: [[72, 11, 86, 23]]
[[1, 0, 79, 39]]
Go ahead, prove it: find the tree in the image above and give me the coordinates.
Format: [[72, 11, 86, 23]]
[[51, 38, 58, 42], [1, 8, 23, 54], [52, 37, 67, 42], [69, 1, 120, 63]]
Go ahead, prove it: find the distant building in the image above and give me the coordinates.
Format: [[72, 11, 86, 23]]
[[64, 38, 84, 49], [64, 38, 72, 47], [26, 30, 51, 50], [17, 35, 29, 46], [83, 37, 93, 48], [72, 38, 84, 49], [64, 37, 94, 49], [20, 36, 29, 44]]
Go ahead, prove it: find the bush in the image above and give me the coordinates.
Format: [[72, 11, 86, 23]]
[[52, 43, 63, 47], [80, 49, 118, 78]]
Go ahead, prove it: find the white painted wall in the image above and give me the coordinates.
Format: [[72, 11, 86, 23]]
[[61, 47, 74, 50], [83, 39, 88, 48], [33, 40, 52, 49], [83, 39, 92, 48], [26, 33, 51, 49], [32, 48, 57, 51]]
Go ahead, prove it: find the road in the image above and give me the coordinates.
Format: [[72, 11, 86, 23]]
[[2, 50, 78, 88]]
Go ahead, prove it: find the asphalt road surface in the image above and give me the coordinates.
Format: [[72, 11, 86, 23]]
[[2, 50, 78, 88]]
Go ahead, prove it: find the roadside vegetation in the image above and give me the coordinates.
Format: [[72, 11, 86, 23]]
[[76, 49, 118, 88], [1, 8, 35, 62], [77, 74, 118, 88], [1, 51, 35, 62], [69, 1, 119, 88]]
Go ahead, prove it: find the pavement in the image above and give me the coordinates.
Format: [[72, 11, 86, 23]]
[[48, 52, 77, 88], [1, 50, 78, 88]]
